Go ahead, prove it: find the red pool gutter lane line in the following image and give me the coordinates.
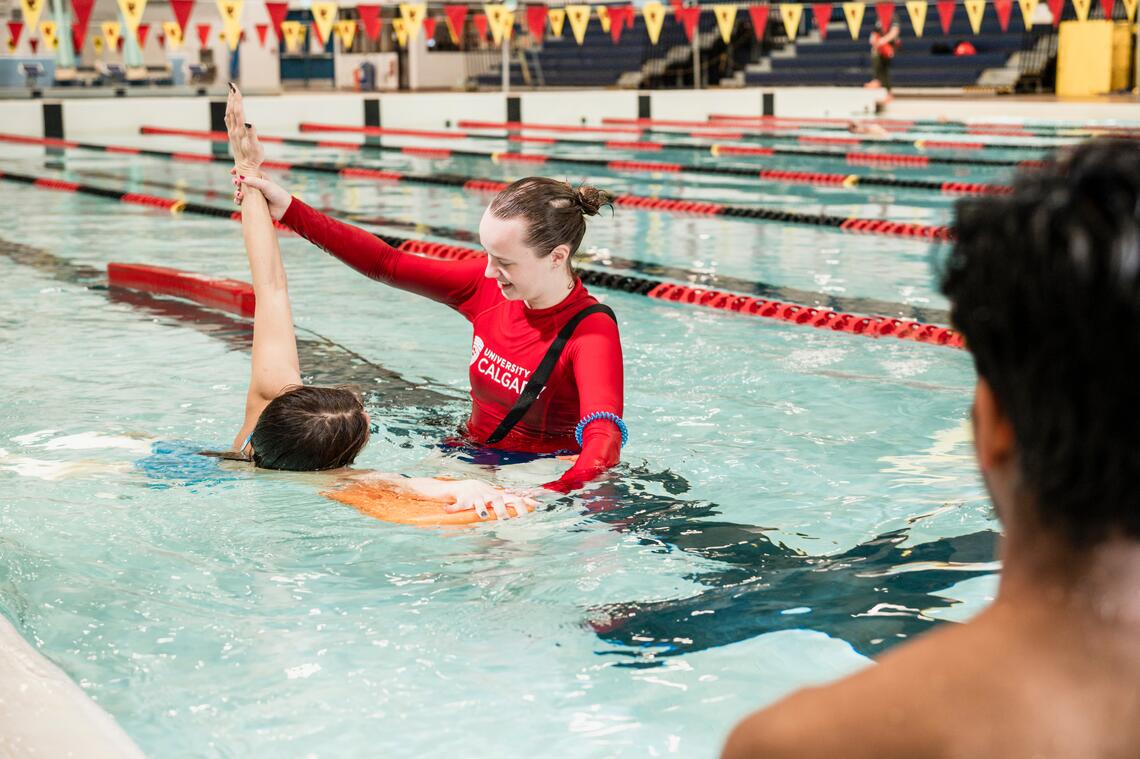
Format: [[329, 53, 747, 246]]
[[2, 131, 957, 240], [2, 167, 963, 351], [298, 121, 1029, 170], [108, 262, 256, 317]]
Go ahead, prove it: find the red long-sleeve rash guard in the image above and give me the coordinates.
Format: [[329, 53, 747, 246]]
[[280, 198, 624, 492]]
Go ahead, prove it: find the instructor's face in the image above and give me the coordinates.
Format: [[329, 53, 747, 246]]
[[479, 210, 548, 303]]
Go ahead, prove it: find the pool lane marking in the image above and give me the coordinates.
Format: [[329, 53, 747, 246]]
[[0, 167, 963, 350], [75, 167, 951, 325], [0, 131, 955, 241], [147, 125, 1010, 198], [704, 113, 1140, 139]]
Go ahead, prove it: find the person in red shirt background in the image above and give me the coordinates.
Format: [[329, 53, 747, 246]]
[[230, 109, 624, 495]]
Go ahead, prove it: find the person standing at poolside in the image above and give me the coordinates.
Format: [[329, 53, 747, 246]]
[[226, 89, 624, 494], [867, 18, 900, 100], [723, 139, 1140, 757]]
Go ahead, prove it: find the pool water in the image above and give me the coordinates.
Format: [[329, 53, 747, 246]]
[[0, 127, 1006, 757]]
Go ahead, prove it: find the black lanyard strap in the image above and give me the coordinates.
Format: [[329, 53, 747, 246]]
[[483, 303, 617, 446]]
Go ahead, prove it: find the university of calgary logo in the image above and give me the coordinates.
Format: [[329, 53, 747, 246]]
[[470, 336, 484, 366]]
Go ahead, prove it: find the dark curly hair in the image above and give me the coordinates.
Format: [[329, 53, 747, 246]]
[[249, 385, 370, 471]]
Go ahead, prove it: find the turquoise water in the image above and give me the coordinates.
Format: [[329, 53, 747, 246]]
[[0, 130, 1003, 757]]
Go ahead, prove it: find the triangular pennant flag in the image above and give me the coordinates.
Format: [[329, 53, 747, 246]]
[[608, 5, 632, 41], [875, 1, 894, 28], [392, 15, 409, 45], [547, 7, 566, 36], [905, 0, 926, 34], [483, 3, 513, 44], [39, 20, 57, 50], [334, 18, 356, 46], [423, 16, 437, 38], [1123, 0, 1137, 20], [102, 20, 121, 50], [8, 20, 25, 48], [1071, 0, 1090, 18], [136, 22, 149, 47], [643, 1, 667, 42], [811, 3, 832, 38], [566, 4, 590, 43], [71, 0, 95, 53], [526, 4, 546, 41], [748, 4, 771, 38], [29, 37, 39, 52], [216, 0, 243, 50], [19, 0, 45, 35], [92, 34, 103, 52], [358, 4, 383, 41], [842, 2, 865, 37], [1017, 0, 1038, 26], [157, 31, 164, 47], [597, 4, 611, 32], [443, 4, 467, 42], [265, 1, 288, 40], [993, 0, 1013, 28], [677, 6, 701, 40], [1100, 0, 1114, 18], [280, 19, 304, 51], [964, 0, 985, 31], [170, 0, 194, 34], [255, 22, 268, 46], [400, 3, 427, 40], [162, 20, 183, 48], [714, 4, 739, 42], [195, 21, 211, 47], [472, 11, 488, 38], [779, 2, 803, 39], [116, 0, 146, 40], [310, 1, 338, 45], [7, 35, 16, 53], [936, 0, 954, 30], [1046, 0, 1064, 25]]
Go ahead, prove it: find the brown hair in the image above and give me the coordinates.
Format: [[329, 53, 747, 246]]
[[250, 385, 370, 471], [488, 177, 614, 267]]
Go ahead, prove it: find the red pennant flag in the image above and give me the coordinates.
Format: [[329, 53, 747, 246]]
[[29, 37, 39, 52], [812, 3, 832, 37], [473, 12, 488, 39], [609, 5, 633, 42], [993, 0, 1013, 29], [444, 4, 469, 42], [677, 6, 700, 40], [670, 0, 685, 17], [747, 4, 770, 39], [265, 2, 289, 40], [158, 32, 165, 47], [117, 37, 123, 51], [357, 4, 382, 41], [875, 1, 895, 28], [1046, 0, 1063, 25], [936, 0, 955, 32], [526, 4, 546, 41], [7, 21, 23, 47], [423, 16, 437, 39], [196, 22, 211, 48], [1101, 0, 1115, 18], [137, 22, 150, 47], [255, 23, 269, 46], [70, 0, 95, 52], [170, 0, 195, 35]]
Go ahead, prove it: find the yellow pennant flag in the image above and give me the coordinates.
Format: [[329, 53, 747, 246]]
[[548, 7, 566, 36], [19, 0, 45, 34], [116, 0, 147, 39], [566, 4, 591, 44], [310, 1, 338, 45], [392, 16, 409, 46], [483, 4, 513, 44], [1071, 0, 1090, 19], [400, 3, 427, 40], [842, 2, 865, 38], [162, 20, 183, 49], [217, 0, 244, 50], [335, 19, 357, 47], [905, 0, 926, 36], [102, 20, 122, 50], [1122, 0, 1137, 20], [642, 1, 666, 43], [713, 5, 738, 43], [779, 3, 803, 40], [1016, 0, 1038, 28], [280, 19, 305, 52], [93, 35, 104, 52], [964, 0, 985, 32], [597, 5, 611, 32], [39, 20, 57, 49]]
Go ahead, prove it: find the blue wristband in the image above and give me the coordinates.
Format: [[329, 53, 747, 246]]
[[575, 411, 628, 448]]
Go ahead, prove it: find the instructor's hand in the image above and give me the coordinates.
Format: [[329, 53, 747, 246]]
[[231, 169, 293, 220], [440, 480, 537, 520]]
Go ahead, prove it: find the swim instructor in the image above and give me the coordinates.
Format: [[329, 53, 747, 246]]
[[229, 113, 624, 494]]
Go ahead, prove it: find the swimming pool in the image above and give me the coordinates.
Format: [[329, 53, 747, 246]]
[[0, 121, 1009, 756]]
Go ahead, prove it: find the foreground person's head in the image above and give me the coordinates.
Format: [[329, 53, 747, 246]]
[[251, 385, 370, 471], [480, 177, 613, 303], [943, 139, 1140, 548]]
